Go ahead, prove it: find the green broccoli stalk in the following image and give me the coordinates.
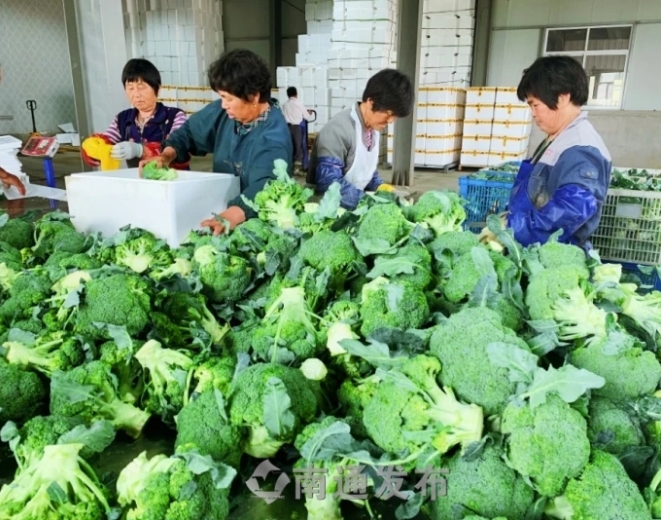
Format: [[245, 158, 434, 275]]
[[363, 355, 484, 459], [0, 443, 111, 520], [545, 451, 650, 520], [619, 286, 661, 341], [142, 161, 178, 180], [4, 331, 85, 375], [50, 360, 151, 438], [134, 339, 194, 419], [551, 286, 610, 346]]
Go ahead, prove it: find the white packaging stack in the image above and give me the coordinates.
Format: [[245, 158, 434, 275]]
[[124, 0, 224, 116], [276, 0, 399, 132], [65, 169, 240, 248], [420, 0, 475, 87], [460, 87, 532, 168], [387, 86, 465, 168]]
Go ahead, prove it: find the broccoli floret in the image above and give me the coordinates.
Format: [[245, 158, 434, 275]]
[[551, 287, 609, 346], [430, 306, 533, 415], [134, 339, 194, 419], [99, 339, 143, 404], [618, 287, 661, 342], [337, 377, 379, 439], [525, 265, 590, 321], [359, 277, 430, 337], [430, 444, 535, 520], [75, 274, 151, 340], [190, 356, 236, 396], [545, 450, 651, 520], [117, 450, 233, 520], [50, 360, 151, 438], [193, 245, 252, 303], [408, 190, 466, 236], [0, 216, 34, 250], [587, 396, 645, 456], [32, 216, 90, 257], [4, 331, 85, 374], [230, 217, 272, 250], [252, 285, 322, 363], [501, 393, 590, 497], [115, 232, 171, 274], [0, 268, 52, 325], [142, 161, 178, 180], [356, 203, 413, 247], [175, 389, 244, 466], [0, 443, 111, 520], [44, 251, 101, 273], [0, 361, 46, 425], [570, 330, 661, 402], [372, 241, 434, 290], [229, 363, 318, 458], [429, 230, 481, 269], [363, 355, 484, 459], [7, 414, 86, 465], [150, 257, 193, 281], [299, 229, 360, 283], [538, 241, 588, 271], [443, 248, 515, 303], [253, 160, 312, 228], [160, 292, 229, 348]]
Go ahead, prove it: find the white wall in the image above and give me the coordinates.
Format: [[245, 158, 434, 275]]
[[0, 0, 76, 134]]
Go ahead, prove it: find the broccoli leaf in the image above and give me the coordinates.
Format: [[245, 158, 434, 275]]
[[352, 237, 397, 256], [263, 377, 296, 439], [315, 182, 342, 220], [300, 420, 355, 463], [367, 257, 418, 279], [58, 420, 116, 457], [395, 492, 425, 520], [105, 324, 133, 351], [486, 342, 539, 385], [177, 449, 238, 489], [213, 389, 228, 423], [339, 339, 407, 370], [521, 365, 605, 408]]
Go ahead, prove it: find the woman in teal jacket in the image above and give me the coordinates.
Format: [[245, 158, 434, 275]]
[[142, 49, 292, 235]]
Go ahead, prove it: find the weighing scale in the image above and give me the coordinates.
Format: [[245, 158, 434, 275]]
[[20, 135, 59, 188]]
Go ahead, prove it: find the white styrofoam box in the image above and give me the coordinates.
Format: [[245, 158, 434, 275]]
[[425, 87, 463, 103], [65, 170, 240, 248], [490, 136, 529, 154], [464, 104, 495, 120], [425, 150, 460, 167], [495, 87, 520, 104], [315, 88, 331, 105], [466, 87, 497, 105], [494, 104, 531, 121], [488, 151, 525, 167], [422, 51, 460, 69], [463, 120, 493, 136], [423, 13, 475, 30], [426, 135, 457, 152], [426, 104, 459, 120], [461, 135, 491, 153], [461, 151, 490, 168], [302, 87, 316, 106], [315, 68, 329, 84], [276, 68, 288, 88], [415, 149, 427, 165], [426, 120, 460, 136], [491, 120, 532, 139]]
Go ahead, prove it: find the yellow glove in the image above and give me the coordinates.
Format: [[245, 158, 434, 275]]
[[82, 137, 121, 171], [377, 183, 395, 192]]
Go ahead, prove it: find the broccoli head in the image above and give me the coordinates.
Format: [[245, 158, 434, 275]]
[[0, 361, 46, 425], [587, 396, 645, 456], [0, 215, 34, 250], [193, 245, 252, 303], [501, 393, 591, 497], [525, 265, 590, 321], [228, 362, 318, 458], [537, 240, 588, 272], [408, 190, 466, 236], [356, 203, 413, 247]]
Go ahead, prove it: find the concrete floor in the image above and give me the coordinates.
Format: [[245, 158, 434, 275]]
[[20, 149, 468, 194]]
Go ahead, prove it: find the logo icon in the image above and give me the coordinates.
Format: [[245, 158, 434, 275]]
[[245, 459, 291, 504]]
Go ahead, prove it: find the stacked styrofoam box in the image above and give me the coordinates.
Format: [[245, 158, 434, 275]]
[[460, 87, 532, 168], [420, 0, 475, 87], [125, 0, 224, 90], [386, 86, 466, 168]]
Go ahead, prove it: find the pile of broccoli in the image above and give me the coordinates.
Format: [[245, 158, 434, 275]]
[[1, 176, 661, 520]]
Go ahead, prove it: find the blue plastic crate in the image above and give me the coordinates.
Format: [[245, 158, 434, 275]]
[[604, 260, 661, 292], [459, 171, 516, 233]]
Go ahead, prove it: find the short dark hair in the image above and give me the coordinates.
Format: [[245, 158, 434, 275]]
[[362, 69, 414, 118], [122, 59, 161, 95], [207, 49, 272, 103], [287, 86, 297, 97], [517, 56, 589, 109]]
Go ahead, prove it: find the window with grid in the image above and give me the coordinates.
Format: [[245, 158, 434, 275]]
[[543, 26, 633, 108]]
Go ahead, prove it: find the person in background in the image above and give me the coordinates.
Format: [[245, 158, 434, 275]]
[[505, 56, 612, 250], [82, 58, 189, 169], [0, 167, 26, 195], [141, 49, 292, 235], [308, 69, 414, 209], [281, 86, 311, 174]]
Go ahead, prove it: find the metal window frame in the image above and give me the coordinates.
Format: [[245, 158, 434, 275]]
[[542, 24, 634, 110]]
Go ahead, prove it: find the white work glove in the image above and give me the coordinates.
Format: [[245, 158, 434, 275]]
[[111, 141, 143, 160]]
